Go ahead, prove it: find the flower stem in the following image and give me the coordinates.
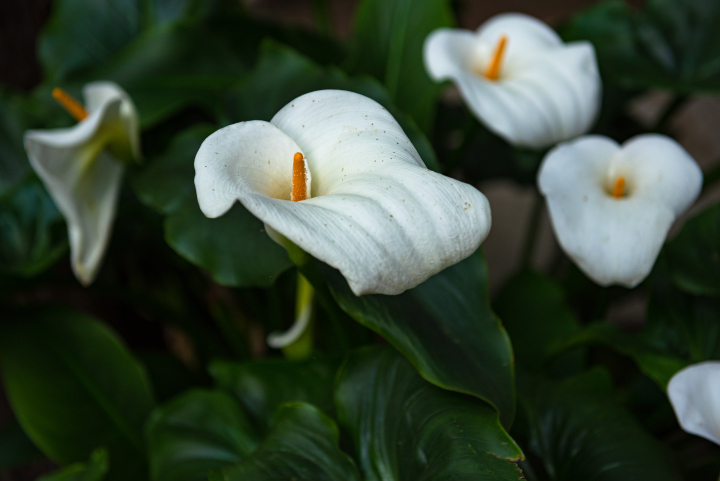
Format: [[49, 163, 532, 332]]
[[520, 193, 543, 269], [276, 272, 315, 360], [312, 0, 332, 37]]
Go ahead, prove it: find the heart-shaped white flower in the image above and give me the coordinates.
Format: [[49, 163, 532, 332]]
[[423, 13, 601, 149], [194, 90, 491, 296], [668, 362, 720, 446], [538, 134, 702, 287], [24, 82, 140, 285]]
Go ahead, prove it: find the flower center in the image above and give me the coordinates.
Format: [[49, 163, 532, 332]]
[[52, 87, 88, 121], [484, 35, 508, 81], [291, 152, 308, 202], [611, 176, 626, 199]]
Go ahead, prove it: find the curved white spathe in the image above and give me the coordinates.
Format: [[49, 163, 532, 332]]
[[668, 362, 720, 446], [424, 13, 601, 149], [195, 90, 492, 296], [538, 134, 702, 287], [24, 82, 140, 285]]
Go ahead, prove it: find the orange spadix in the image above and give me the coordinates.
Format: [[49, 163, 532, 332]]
[[485, 35, 508, 81], [291, 152, 307, 202], [611, 176, 626, 199], [52, 88, 88, 121]]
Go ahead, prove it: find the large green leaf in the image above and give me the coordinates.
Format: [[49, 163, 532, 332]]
[[308, 248, 516, 426], [519, 368, 683, 481], [335, 346, 524, 480], [348, 0, 453, 132], [145, 390, 259, 481], [0, 179, 67, 277], [562, 0, 720, 92], [663, 203, 720, 296], [0, 310, 155, 481], [130, 125, 292, 288], [212, 403, 361, 481], [494, 270, 583, 375], [225, 40, 440, 172], [209, 358, 337, 435], [37, 448, 109, 481]]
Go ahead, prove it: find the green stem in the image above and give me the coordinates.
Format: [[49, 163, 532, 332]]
[[652, 94, 688, 133], [280, 272, 315, 360], [520, 193, 543, 269], [384, 0, 412, 101], [312, 0, 332, 37]]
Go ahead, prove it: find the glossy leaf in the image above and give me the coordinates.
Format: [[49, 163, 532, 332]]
[[664, 203, 720, 296], [309, 248, 516, 426], [225, 39, 440, 171], [0, 179, 67, 277], [335, 346, 524, 480], [213, 403, 361, 481], [519, 368, 683, 481], [145, 389, 259, 481], [209, 358, 337, 435], [37, 448, 109, 481], [348, 0, 454, 132], [131, 126, 293, 288], [0, 310, 155, 481], [494, 270, 583, 375], [563, 0, 720, 92]]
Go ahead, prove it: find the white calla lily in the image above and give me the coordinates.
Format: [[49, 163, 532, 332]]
[[423, 13, 601, 149], [668, 362, 720, 446], [195, 89, 491, 297], [24, 82, 140, 285], [538, 134, 702, 287]]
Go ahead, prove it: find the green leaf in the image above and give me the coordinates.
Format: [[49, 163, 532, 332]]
[[494, 270, 583, 375], [214, 403, 361, 481], [664, 203, 720, 295], [130, 126, 293, 288], [40, 0, 143, 82], [0, 310, 155, 481], [335, 346, 524, 480], [0, 421, 43, 470], [209, 358, 337, 436], [554, 322, 688, 389], [309, 248, 516, 426], [37, 448, 109, 481], [562, 0, 720, 92], [165, 196, 292, 288], [145, 389, 259, 481], [225, 39, 440, 172], [348, 0, 454, 132], [0, 179, 68, 277], [519, 368, 683, 481]]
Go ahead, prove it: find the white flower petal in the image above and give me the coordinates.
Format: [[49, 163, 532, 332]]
[[538, 134, 702, 287], [84, 81, 141, 162], [195, 90, 491, 296], [423, 14, 601, 148], [668, 362, 720, 446], [24, 97, 126, 285]]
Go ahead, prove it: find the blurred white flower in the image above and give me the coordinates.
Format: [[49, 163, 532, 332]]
[[194, 89, 491, 296], [24, 82, 140, 285], [538, 134, 702, 287], [668, 362, 720, 446], [423, 13, 601, 149]]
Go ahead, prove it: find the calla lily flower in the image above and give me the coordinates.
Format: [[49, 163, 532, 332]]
[[423, 13, 601, 149], [24, 82, 140, 285], [668, 362, 720, 446], [538, 134, 702, 287], [194, 89, 491, 297]]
